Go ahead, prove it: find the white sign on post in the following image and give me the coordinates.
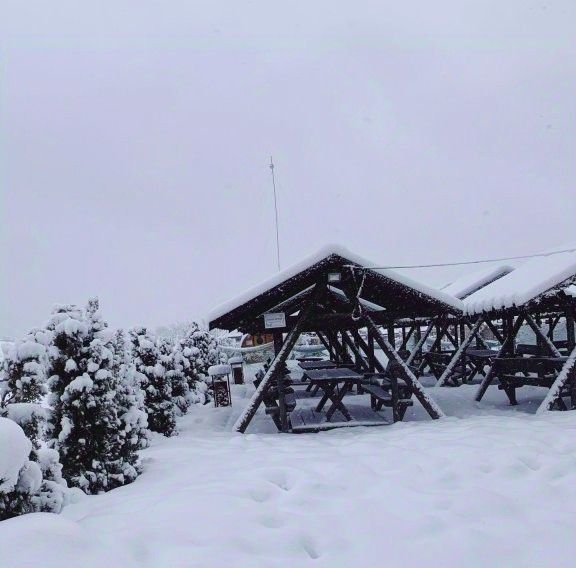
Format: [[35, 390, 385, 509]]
[[264, 312, 286, 329]]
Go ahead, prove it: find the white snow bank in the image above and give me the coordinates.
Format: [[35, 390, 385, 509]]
[[465, 243, 576, 315], [3, 379, 576, 567], [0, 513, 137, 568], [208, 244, 463, 325], [442, 264, 514, 300], [0, 418, 32, 492]]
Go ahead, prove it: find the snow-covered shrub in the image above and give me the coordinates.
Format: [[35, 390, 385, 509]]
[[157, 338, 190, 415], [0, 418, 42, 521], [130, 327, 177, 437], [174, 323, 222, 404], [1, 331, 48, 405], [31, 446, 69, 514], [46, 299, 143, 494], [111, 329, 150, 476]]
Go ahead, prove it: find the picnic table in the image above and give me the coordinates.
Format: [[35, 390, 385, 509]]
[[493, 355, 571, 405], [298, 360, 338, 371], [302, 367, 363, 421], [464, 348, 498, 381]]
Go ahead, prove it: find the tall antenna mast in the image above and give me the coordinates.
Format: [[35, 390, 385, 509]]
[[269, 156, 281, 271]]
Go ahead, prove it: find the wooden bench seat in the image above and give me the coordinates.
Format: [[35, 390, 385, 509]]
[[361, 383, 413, 421]]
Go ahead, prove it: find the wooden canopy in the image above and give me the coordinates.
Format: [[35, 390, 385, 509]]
[[432, 245, 576, 410], [208, 246, 462, 433], [208, 245, 463, 335]]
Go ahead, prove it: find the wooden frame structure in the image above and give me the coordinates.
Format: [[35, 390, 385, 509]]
[[401, 264, 513, 385], [208, 246, 462, 433], [433, 248, 576, 410]]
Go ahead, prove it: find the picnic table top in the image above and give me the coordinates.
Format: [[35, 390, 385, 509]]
[[303, 367, 363, 382], [298, 360, 338, 370], [465, 349, 498, 358]]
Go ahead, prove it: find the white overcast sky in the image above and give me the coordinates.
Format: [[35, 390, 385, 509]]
[[2, 1, 575, 338]]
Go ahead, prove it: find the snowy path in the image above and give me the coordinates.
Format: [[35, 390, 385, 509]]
[[3, 381, 576, 567]]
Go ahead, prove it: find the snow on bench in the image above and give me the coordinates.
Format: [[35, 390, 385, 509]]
[[207, 364, 232, 376]]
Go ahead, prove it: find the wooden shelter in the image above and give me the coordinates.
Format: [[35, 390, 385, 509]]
[[436, 245, 576, 410], [405, 264, 514, 385], [208, 245, 463, 433]]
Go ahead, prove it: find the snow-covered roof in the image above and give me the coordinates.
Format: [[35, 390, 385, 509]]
[[208, 244, 463, 328], [442, 264, 514, 300], [464, 243, 576, 315]]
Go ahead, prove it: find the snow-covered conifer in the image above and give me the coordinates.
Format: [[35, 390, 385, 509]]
[[112, 329, 150, 477], [1, 331, 48, 405], [130, 327, 177, 437], [174, 323, 222, 404], [46, 300, 141, 493], [158, 337, 190, 415]]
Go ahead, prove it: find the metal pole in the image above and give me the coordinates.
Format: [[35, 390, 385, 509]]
[[269, 156, 281, 271]]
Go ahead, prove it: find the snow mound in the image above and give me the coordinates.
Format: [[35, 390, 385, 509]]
[[207, 364, 232, 376], [0, 418, 32, 493]]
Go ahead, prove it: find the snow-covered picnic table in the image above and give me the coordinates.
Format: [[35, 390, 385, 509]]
[[301, 367, 363, 422]]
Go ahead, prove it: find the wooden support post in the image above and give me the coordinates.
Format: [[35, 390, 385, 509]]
[[387, 324, 395, 348], [364, 315, 444, 419], [475, 314, 525, 402], [566, 310, 575, 351], [328, 333, 338, 362], [326, 330, 353, 365], [341, 331, 369, 371], [484, 319, 504, 345], [405, 322, 434, 368], [459, 322, 466, 348], [273, 332, 289, 432], [366, 328, 376, 372], [466, 321, 490, 349], [316, 331, 332, 356], [436, 319, 484, 387], [350, 329, 385, 373], [233, 302, 312, 433], [399, 326, 415, 351], [524, 313, 562, 358], [537, 344, 576, 413]]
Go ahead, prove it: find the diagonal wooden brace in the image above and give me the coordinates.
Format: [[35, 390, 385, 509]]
[[405, 321, 434, 368], [537, 345, 576, 413], [523, 312, 562, 358], [364, 315, 445, 419], [475, 314, 525, 402], [233, 301, 313, 433], [436, 319, 484, 387]]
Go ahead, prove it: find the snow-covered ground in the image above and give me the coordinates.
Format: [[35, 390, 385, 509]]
[[2, 367, 576, 567]]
